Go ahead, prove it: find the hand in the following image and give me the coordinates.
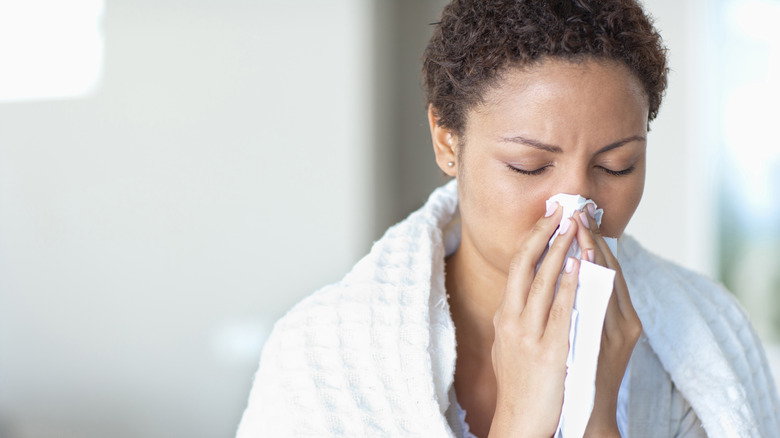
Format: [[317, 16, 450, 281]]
[[489, 203, 581, 438], [574, 209, 642, 437]]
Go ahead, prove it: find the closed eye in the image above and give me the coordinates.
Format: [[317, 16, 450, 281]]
[[507, 164, 550, 176], [599, 165, 635, 176]]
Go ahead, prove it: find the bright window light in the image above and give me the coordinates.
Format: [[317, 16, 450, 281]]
[[717, 0, 780, 344], [726, 0, 780, 41], [0, 0, 104, 103], [721, 0, 780, 222]]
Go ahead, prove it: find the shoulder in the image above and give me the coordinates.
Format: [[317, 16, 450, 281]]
[[620, 234, 759, 358], [618, 234, 743, 315], [619, 235, 780, 437], [263, 279, 394, 365], [237, 181, 460, 436], [237, 282, 400, 436]]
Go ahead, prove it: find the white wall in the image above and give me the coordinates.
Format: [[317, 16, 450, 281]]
[[0, 1, 372, 437], [624, 0, 718, 278]]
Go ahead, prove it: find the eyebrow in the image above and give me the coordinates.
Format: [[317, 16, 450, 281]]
[[499, 135, 646, 154]]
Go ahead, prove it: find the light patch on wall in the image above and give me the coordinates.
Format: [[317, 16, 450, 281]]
[[717, 0, 780, 344], [0, 0, 104, 103], [721, 0, 780, 223], [726, 0, 780, 41], [211, 320, 271, 367]]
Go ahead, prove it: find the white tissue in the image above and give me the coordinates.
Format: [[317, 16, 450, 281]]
[[545, 193, 617, 438], [546, 193, 617, 258]]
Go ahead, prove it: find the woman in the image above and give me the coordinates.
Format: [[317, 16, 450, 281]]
[[236, 1, 780, 436]]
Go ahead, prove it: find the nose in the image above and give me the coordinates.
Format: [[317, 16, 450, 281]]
[[555, 169, 593, 201]]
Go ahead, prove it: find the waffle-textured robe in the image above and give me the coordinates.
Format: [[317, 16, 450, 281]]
[[236, 180, 780, 437]]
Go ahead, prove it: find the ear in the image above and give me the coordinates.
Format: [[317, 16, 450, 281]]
[[428, 104, 458, 177]]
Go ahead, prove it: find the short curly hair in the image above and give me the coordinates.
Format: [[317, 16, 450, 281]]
[[423, 0, 668, 135]]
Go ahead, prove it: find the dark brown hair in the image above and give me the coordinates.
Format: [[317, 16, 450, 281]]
[[423, 0, 668, 135]]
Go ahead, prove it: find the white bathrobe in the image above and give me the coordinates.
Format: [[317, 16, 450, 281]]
[[236, 180, 780, 437]]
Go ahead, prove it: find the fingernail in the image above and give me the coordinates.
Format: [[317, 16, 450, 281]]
[[545, 202, 558, 217], [559, 218, 571, 234], [587, 203, 596, 219], [580, 212, 590, 229], [587, 249, 594, 262], [565, 257, 575, 273]]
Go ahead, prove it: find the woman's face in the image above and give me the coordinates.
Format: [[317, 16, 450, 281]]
[[436, 58, 649, 275]]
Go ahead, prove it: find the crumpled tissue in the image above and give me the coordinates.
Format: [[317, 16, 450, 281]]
[[545, 193, 617, 438]]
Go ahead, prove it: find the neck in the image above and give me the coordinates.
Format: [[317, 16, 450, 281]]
[[446, 230, 508, 356], [446, 228, 507, 433]]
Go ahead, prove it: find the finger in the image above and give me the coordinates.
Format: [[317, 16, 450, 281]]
[[501, 203, 564, 313], [583, 221, 637, 319], [521, 217, 578, 331], [601, 272, 641, 347], [575, 208, 638, 322], [592, 228, 614, 268], [602, 286, 621, 333], [544, 256, 579, 343], [585, 208, 621, 270], [573, 209, 602, 266], [604, 258, 638, 319]]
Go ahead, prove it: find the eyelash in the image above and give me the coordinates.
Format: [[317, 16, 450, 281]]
[[506, 164, 636, 176], [600, 165, 635, 176], [506, 164, 549, 176]]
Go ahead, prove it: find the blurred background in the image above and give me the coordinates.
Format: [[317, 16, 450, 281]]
[[0, 0, 778, 437]]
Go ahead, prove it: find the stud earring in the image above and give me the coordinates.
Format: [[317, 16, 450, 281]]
[[447, 161, 454, 167]]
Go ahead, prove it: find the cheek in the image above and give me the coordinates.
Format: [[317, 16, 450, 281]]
[[457, 162, 553, 270], [471, 167, 549, 225], [461, 172, 542, 235], [599, 175, 644, 237]]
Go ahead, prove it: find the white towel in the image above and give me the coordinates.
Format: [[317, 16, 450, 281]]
[[236, 181, 780, 437]]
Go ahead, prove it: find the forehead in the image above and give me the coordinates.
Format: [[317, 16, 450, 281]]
[[467, 58, 649, 138]]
